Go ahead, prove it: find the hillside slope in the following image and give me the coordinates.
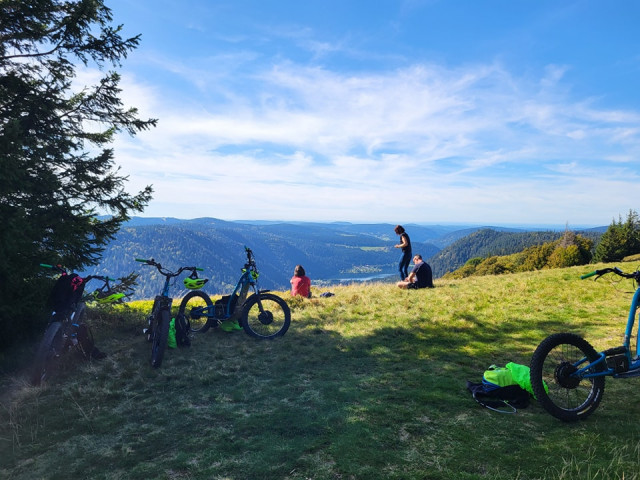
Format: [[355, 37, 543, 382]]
[[429, 227, 603, 277]]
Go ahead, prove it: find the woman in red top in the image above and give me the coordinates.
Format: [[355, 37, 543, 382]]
[[290, 265, 311, 298]]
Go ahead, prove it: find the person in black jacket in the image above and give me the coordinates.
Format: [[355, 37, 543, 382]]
[[397, 254, 434, 289]]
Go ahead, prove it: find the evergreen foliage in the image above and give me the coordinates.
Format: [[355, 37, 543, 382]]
[[444, 230, 594, 279], [0, 0, 156, 348], [429, 228, 601, 277], [593, 210, 640, 262]]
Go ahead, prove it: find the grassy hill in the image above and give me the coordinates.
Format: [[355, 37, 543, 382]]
[[2, 263, 640, 479]]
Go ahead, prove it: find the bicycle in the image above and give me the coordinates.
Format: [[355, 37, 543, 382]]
[[530, 266, 640, 421], [135, 258, 207, 368], [178, 246, 291, 339], [31, 264, 127, 386]]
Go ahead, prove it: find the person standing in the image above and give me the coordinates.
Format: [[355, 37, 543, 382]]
[[394, 225, 412, 281], [290, 265, 311, 298], [397, 254, 434, 289]]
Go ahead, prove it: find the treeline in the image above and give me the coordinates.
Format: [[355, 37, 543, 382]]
[[443, 230, 594, 279], [442, 210, 640, 279], [592, 210, 640, 263], [427, 228, 603, 277]]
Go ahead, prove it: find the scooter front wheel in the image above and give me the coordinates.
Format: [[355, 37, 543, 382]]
[[241, 293, 291, 339], [530, 332, 605, 422]]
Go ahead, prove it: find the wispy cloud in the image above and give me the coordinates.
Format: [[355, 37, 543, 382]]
[[110, 52, 640, 225]]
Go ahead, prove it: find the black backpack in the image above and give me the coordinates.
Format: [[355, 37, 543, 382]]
[[467, 381, 530, 413], [174, 314, 191, 347], [48, 273, 86, 313]]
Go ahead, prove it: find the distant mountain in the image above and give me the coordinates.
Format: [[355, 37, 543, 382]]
[[236, 221, 471, 245], [88, 218, 448, 299], [86, 218, 605, 299], [122, 217, 186, 226], [429, 225, 525, 248]]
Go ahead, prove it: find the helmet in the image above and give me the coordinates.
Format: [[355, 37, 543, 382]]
[[184, 276, 208, 290]]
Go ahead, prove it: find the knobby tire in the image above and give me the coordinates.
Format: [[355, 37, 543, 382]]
[[151, 309, 171, 368], [31, 321, 64, 386], [241, 293, 291, 339], [178, 290, 213, 333], [530, 332, 605, 422]]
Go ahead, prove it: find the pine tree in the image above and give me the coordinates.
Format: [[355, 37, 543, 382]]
[[594, 210, 640, 262], [0, 0, 157, 347]]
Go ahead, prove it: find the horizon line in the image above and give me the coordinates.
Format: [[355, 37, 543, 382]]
[[124, 215, 606, 230]]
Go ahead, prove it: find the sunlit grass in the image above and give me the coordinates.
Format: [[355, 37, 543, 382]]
[[2, 263, 640, 479]]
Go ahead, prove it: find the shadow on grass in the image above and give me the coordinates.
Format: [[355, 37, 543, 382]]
[[1, 304, 635, 480]]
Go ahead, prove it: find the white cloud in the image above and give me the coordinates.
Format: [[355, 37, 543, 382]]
[[107, 57, 640, 225]]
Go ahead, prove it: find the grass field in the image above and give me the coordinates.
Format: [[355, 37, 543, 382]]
[[2, 263, 640, 479]]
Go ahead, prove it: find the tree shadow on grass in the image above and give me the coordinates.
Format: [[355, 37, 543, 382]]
[[1, 305, 632, 480]]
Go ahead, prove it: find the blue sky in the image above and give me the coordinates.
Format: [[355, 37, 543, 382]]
[[101, 0, 640, 226]]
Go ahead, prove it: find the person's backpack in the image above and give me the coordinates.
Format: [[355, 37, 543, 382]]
[[467, 364, 531, 413], [173, 315, 191, 347], [467, 381, 530, 413], [48, 273, 86, 313]]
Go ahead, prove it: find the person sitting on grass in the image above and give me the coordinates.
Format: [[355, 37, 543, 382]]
[[290, 264, 311, 298], [397, 254, 434, 289]]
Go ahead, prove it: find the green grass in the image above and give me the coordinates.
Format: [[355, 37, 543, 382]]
[[2, 263, 640, 479]]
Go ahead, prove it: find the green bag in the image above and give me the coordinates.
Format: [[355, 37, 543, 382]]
[[484, 362, 547, 399], [168, 318, 177, 349], [505, 362, 533, 396], [506, 362, 548, 399], [482, 365, 516, 388], [476, 365, 529, 413]]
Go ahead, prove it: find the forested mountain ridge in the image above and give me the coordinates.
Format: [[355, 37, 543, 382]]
[[85, 218, 605, 299], [89, 218, 446, 299], [429, 227, 605, 277]]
